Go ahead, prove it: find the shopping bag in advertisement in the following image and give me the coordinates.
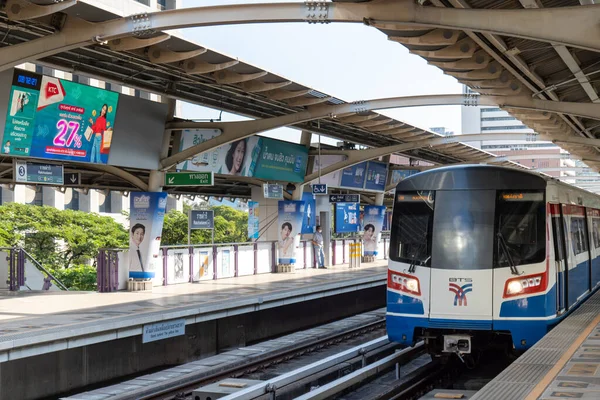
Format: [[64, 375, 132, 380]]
[[84, 126, 93, 141], [101, 129, 113, 154]]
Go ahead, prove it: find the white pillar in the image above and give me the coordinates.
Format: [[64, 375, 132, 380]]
[[42, 187, 65, 210], [148, 170, 164, 192], [250, 185, 280, 243], [315, 195, 332, 267]]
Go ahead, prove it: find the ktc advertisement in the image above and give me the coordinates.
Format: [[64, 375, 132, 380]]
[[363, 205, 386, 256], [335, 202, 360, 233], [177, 129, 309, 183], [364, 161, 388, 192], [340, 162, 367, 189], [3, 69, 119, 164], [128, 192, 168, 280], [277, 200, 305, 265], [248, 201, 259, 240], [301, 192, 316, 234]]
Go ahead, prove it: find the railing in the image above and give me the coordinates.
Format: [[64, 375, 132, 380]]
[[0, 247, 67, 292], [96, 237, 390, 292]]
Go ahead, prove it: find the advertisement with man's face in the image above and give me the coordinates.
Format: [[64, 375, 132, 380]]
[[363, 205, 386, 256], [129, 192, 168, 280], [277, 200, 305, 265]]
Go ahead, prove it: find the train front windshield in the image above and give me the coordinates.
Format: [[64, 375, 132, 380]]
[[390, 190, 546, 269]]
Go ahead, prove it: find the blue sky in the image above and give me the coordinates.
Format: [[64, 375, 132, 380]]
[[179, 0, 463, 144]]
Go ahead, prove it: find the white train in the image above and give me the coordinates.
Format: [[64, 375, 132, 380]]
[[386, 165, 600, 360]]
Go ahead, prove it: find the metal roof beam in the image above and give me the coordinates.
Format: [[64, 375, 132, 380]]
[[6, 1, 600, 72], [6, 0, 77, 20], [161, 93, 600, 169]]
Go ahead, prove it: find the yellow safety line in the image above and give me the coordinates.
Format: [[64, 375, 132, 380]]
[[525, 313, 600, 399]]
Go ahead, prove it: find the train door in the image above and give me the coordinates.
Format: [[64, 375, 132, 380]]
[[428, 190, 495, 325], [551, 204, 567, 314], [563, 204, 590, 308]]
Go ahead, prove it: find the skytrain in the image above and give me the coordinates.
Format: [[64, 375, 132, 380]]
[[386, 165, 600, 361]]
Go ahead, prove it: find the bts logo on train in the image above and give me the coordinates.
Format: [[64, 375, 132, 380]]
[[448, 278, 473, 306]]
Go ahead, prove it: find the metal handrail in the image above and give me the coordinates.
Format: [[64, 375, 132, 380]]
[[19, 248, 69, 291]]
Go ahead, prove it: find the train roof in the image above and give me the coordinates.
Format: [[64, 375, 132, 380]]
[[395, 165, 548, 192]]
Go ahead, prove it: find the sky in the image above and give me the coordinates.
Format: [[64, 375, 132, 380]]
[[178, 0, 463, 145]]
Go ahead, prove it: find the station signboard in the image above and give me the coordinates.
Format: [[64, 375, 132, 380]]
[[14, 160, 64, 185]]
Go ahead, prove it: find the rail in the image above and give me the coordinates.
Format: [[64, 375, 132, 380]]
[[217, 340, 424, 400], [20, 248, 68, 291], [1, 247, 67, 291]]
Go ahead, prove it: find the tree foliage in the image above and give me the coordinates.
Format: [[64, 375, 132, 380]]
[[0, 203, 128, 270]]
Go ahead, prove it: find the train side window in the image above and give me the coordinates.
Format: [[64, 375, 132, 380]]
[[593, 220, 600, 249], [552, 217, 565, 261], [570, 217, 588, 255]]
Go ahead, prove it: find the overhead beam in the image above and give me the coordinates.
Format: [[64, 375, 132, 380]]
[[6, 0, 77, 20], [86, 165, 149, 191], [5, 1, 600, 72], [161, 93, 600, 169], [303, 132, 553, 184]]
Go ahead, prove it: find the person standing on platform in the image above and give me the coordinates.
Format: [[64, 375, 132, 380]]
[[312, 225, 326, 269]]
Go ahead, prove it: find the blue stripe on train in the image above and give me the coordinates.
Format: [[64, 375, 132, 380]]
[[569, 259, 591, 307], [387, 290, 425, 315]]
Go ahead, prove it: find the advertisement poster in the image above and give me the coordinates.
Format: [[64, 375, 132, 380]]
[[363, 205, 386, 256], [364, 161, 388, 191], [383, 211, 392, 231], [335, 202, 360, 233], [340, 162, 367, 189], [277, 200, 306, 265], [390, 169, 418, 186], [301, 192, 316, 234], [3, 69, 119, 164], [310, 155, 345, 187], [221, 249, 231, 277], [128, 192, 168, 280], [177, 130, 309, 183], [248, 201, 260, 239]]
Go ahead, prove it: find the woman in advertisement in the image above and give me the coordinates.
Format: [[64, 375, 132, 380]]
[[88, 104, 108, 163], [129, 223, 146, 275], [279, 222, 294, 258], [224, 139, 246, 175], [363, 223, 378, 255]]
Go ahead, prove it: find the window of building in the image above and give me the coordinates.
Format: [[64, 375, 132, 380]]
[[482, 116, 518, 122], [99, 191, 112, 213], [481, 107, 501, 112], [134, 0, 150, 5]]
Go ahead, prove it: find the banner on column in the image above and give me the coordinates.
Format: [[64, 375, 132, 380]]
[[363, 205, 386, 256], [335, 202, 360, 233], [248, 201, 259, 239], [301, 192, 316, 234], [277, 200, 305, 265], [128, 192, 168, 279]]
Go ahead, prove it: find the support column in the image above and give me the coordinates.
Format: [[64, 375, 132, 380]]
[[316, 195, 331, 267], [148, 170, 165, 193], [250, 185, 279, 243], [42, 187, 64, 210]]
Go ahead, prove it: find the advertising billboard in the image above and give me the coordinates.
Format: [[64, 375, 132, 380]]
[[364, 161, 388, 191], [363, 205, 386, 256], [301, 192, 316, 234], [390, 169, 418, 186], [339, 162, 367, 189], [277, 200, 306, 265], [248, 201, 259, 240], [177, 129, 309, 183], [128, 192, 168, 280], [335, 202, 360, 233], [2, 69, 119, 164]]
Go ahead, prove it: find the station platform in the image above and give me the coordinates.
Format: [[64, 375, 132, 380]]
[[472, 288, 600, 399], [0, 260, 387, 400]]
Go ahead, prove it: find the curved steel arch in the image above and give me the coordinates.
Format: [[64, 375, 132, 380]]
[[86, 164, 149, 191], [161, 94, 600, 170], [3, 1, 600, 72]]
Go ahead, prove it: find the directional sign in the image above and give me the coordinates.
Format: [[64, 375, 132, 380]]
[[263, 183, 284, 199], [64, 172, 81, 186], [312, 183, 328, 195], [165, 172, 213, 186], [14, 160, 64, 185], [190, 210, 214, 230], [329, 194, 359, 203]]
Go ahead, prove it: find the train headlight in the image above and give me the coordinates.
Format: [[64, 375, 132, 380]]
[[388, 270, 421, 296], [503, 272, 547, 298], [506, 280, 523, 295]]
